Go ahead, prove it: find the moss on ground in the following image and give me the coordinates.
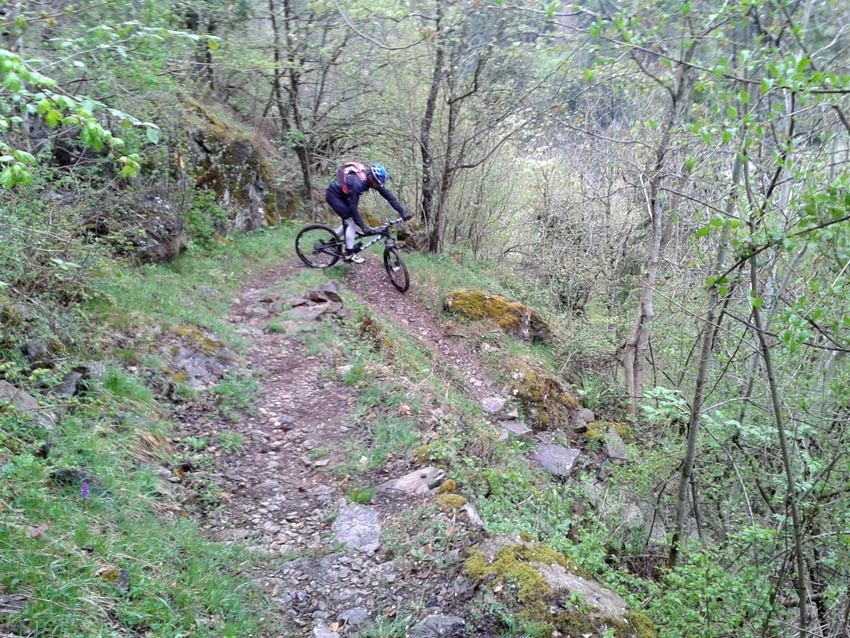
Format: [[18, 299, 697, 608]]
[[437, 493, 466, 510]]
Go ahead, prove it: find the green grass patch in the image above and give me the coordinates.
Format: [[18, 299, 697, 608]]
[[0, 398, 270, 637], [87, 223, 302, 342]]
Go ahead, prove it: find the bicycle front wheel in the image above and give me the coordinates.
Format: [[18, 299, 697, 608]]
[[383, 246, 410, 292], [295, 225, 342, 269]]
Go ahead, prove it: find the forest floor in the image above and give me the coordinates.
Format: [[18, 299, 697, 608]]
[[171, 255, 520, 637]]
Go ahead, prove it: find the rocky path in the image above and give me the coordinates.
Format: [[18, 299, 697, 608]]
[[174, 260, 484, 637]]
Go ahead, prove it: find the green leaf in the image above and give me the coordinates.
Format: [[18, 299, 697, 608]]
[[3, 71, 22, 92], [45, 109, 62, 127], [695, 226, 711, 238], [749, 295, 763, 309], [146, 126, 161, 144]]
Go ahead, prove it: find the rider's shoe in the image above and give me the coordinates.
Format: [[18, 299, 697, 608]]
[[344, 252, 365, 264]]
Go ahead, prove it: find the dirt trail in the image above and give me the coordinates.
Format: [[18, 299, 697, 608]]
[[348, 256, 499, 401], [176, 258, 495, 637]]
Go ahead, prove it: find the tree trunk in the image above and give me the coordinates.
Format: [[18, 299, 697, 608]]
[[267, 0, 290, 130], [749, 254, 810, 638], [420, 1, 444, 227], [623, 45, 694, 416], [430, 95, 458, 253], [282, 0, 313, 203], [668, 151, 741, 567]]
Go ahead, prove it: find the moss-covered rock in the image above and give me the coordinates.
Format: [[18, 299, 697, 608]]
[[443, 289, 551, 344], [464, 534, 656, 638], [183, 99, 294, 231], [508, 357, 579, 430]]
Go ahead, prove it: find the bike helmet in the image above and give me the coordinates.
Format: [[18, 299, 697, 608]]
[[369, 162, 388, 186]]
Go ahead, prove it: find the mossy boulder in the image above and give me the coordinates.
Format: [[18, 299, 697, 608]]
[[508, 357, 579, 430], [184, 99, 294, 231], [123, 196, 187, 264], [465, 534, 656, 637], [444, 289, 551, 344], [163, 324, 233, 389]]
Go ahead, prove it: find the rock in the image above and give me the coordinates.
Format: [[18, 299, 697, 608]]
[[185, 98, 291, 230], [533, 562, 628, 618], [312, 623, 340, 638], [53, 372, 84, 397], [465, 536, 653, 635], [338, 607, 369, 626], [501, 420, 532, 441], [604, 428, 629, 462], [290, 302, 343, 322], [582, 483, 666, 546], [331, 503, 381, 553], [124, 197, 187, 264], [21, 340, 49, 363], [444, 289, 551, 344], [75, 361, 107, 382], [534, 444, 580, 478], [165, 325, 232, 389], [575, 407, 595, 432], [480, 397, 505, 414], [408, 614, 465, 638], [289, 284, 344, 321], [508, 358, 579, 430], [0, 380, 56, 430], [305, 281, 342, 304], [377, 467, 446, 495], [336, 365, 353, 378], [172, 346, 227, 389], [461, 503, 483, 527]]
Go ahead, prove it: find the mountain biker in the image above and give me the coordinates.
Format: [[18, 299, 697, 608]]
[[325, 161, 411, 264]]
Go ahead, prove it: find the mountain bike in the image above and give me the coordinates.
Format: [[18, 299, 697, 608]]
[[295, 217, 410, 293]]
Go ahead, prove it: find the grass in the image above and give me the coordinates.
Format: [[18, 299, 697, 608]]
[[0, 225, 307, 636], [346, 485, 376, 504], [87, 223, 302, 342], [0, 401, 269, 637], [212, 371, 261, 420]]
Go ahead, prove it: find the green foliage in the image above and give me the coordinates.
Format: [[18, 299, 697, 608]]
[[0, 393, 267, 636], [212, 371, 261, 420], [346, 485, 376, 505], [183, 189, 230, 245]]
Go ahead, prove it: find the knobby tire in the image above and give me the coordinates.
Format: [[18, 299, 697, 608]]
[[295, 224, 342, 269], [383, 246, 410, 293]]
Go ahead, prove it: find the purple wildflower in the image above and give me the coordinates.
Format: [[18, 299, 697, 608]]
[[80, 482, 90, 499]]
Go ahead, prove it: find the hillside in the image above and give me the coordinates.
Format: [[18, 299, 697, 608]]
[[0, 222, 664, 637], [2, 1, 850, 637]]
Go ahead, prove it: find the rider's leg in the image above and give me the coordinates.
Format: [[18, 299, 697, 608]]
[[326, 188, 354, 249], [343, 219, 358, 251]]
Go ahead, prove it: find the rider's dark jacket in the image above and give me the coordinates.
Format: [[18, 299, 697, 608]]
[[325, 171, 406, 231]]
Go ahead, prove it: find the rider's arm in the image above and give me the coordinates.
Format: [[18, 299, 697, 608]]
[[375, 186, 409, 219]]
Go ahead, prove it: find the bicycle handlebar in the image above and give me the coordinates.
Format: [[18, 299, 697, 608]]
[[369, 217, 407, 235]]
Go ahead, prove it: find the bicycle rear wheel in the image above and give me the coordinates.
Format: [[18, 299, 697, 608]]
[[295, 224, 342, 269], [383, 246, 410, 292]]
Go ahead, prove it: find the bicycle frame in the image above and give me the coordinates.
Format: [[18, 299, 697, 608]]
[[354, 217, 405, 253]]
